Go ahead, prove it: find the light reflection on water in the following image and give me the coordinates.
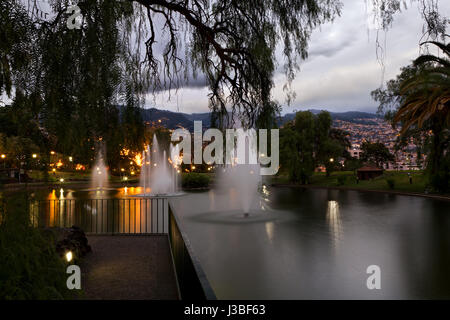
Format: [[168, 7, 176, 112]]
[[3, 186, 450, 299], [326, 200, 342, 249], [170, 187, 450, 299], [6, 186, 168, 233]]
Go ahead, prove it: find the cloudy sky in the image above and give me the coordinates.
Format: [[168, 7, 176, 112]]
[[1, 1, 447, 114], [147, 0, 449, 115]]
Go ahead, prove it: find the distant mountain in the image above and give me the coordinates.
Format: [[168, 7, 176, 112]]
[[282, 109, 380, 120], [140, 107, 381, 129], [140, 108, 195, 130], [184, 112, 212, 128], [140, 108, 220, 130]]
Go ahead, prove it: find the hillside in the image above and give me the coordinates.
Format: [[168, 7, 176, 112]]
[[281, 110, 381, 125], [140, 107, 381, 129]]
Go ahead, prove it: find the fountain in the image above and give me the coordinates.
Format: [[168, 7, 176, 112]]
[[215, 133, 266, 218], [89, 146, 110, 191], [218, 163, 261, 216], [136, 135, 182, 197]]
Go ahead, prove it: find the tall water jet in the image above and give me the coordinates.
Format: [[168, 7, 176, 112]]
[[217, 131, 261, 215], [170, 143, 182, 192], [90, 146, 109, 190], [138, 135, 181, 196]]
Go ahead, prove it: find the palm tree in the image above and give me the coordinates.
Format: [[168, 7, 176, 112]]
[[393, 40, 450, 190], [394, 40, 450, 132]]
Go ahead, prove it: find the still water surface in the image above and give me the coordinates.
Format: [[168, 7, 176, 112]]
[[2, 185, 449, 299], [170, 187, 450, 299]]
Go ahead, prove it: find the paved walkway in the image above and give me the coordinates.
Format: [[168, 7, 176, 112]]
[[81, 235, 179, 300]]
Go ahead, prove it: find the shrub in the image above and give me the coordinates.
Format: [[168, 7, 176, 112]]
[[0, 194, 74, 300], [182, 172, 210, 189], [386, 178, 395, 190], [337, 175, 347, 186], [429, 170, 450, 193]]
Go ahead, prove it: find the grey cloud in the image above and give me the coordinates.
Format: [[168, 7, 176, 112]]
[[146, 0, 450, 115]]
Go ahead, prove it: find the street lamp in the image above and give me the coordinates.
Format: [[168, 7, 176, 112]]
[[32, 154, 37, 158], [329, 158, 334, 163]]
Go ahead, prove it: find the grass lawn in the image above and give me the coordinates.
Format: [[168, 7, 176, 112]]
[[271, 170, 429, 194], [26, 170, 139, 184], [9, 169, 438, 196]]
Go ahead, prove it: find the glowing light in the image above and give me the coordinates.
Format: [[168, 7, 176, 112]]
[[52, 168, 56, 172], [120, 148, 130, 156], [60, 178, 64, 182], [1, 154, 5, 159], [50, 151, 55, 155], [65, 251, 73, 262], [124, 187, 128, 194], [120, 168, 125, 172], [75, 164, 85, 171], [123, 176, 128, 181], [153, 163, 157, 167], [69, 156, 73, 162], [329, 158, 334, 163], [131, 171, 135, 175], [134, 153, 143, 167], [191, 165, 196, 170], [56, 160, 63, 167], [32, 154, 37, 158]]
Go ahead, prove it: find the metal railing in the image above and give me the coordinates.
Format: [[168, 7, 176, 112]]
[[29, 198, 168, 234], [28, 196, 216, 299]]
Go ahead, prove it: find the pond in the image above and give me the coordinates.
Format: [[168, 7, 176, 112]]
[[170, 187, 450, 299], [2, 185, 449, 299]]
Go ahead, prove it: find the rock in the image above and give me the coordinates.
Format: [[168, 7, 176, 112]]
[[55, 226, 91, 260]]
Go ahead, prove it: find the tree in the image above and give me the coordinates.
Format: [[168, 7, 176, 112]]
[[394, 41, 450, 131], [3, 136, 40, 170], [0, 1, 34, 98], [394, 41, 449, 190], [1, 0, 447, 171], [360, 141, 394, 168], [280, 111, 349, 183], [3, 0, 447, 126], [372, 40, 450, 191]]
